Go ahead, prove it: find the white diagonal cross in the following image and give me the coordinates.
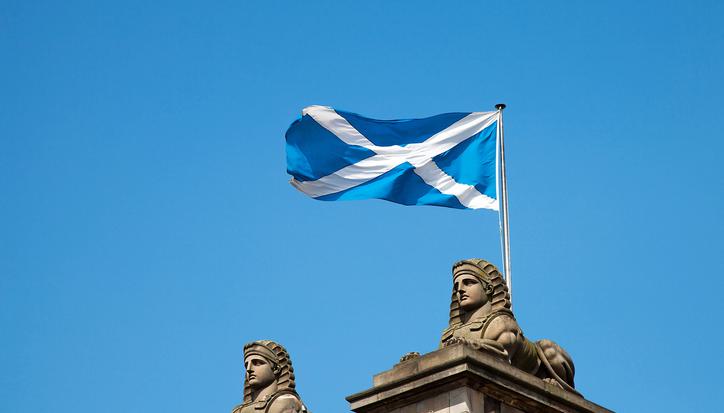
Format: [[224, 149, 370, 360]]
[[290, 105, 499, 210]]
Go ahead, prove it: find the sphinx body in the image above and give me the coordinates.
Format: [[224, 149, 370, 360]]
[[440, 259, 579, 394], [232, 340, 308, 413]]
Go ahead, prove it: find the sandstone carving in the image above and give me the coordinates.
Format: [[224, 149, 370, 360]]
[[440, 259, 579, 394], [232, 340, 308, 413]]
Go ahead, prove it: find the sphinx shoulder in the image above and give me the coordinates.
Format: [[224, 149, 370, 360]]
[[482, 312, 522, 343], [267, 394, 305, 413]]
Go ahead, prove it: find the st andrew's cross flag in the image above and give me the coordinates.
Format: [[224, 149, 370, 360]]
[[285, 105, 500, 210]]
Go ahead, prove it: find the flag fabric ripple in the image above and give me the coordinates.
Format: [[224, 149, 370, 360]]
[[285, 105, 500, 210]]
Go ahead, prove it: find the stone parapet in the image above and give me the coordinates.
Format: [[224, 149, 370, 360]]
[[346, 344, 612, 413]]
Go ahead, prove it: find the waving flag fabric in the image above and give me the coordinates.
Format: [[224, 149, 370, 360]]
[[285, 105, 500, 210]]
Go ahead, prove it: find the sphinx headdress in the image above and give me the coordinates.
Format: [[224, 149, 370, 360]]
[[242, 340, 298, 404], [448, 259, 512, 327]]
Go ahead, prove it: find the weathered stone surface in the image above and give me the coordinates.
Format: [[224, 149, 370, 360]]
[[231, 340, 308, 413], [501, 404, 525, 413], [347, 344, 612, 413]]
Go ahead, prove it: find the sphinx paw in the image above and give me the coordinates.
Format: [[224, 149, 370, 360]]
[[444, 337, 467, 347], [399, 352, 421, 362]]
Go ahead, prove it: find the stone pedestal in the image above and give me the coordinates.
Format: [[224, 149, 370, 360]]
[[346, 344, 612, 413]]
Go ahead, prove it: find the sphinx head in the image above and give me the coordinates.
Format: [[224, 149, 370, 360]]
[[242, 340, 297, 404], [448, 259, 511, 326], [453, 262, 494, 311]]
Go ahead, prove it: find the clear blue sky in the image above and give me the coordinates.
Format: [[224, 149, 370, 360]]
[[2, 1, 723, 412]]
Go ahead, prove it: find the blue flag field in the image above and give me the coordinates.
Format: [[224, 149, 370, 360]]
[[285, 105, 500, 210]]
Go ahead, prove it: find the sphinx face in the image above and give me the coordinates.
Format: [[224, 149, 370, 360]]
[[453, 273, 489, 311], [245, 355, 276, 389]]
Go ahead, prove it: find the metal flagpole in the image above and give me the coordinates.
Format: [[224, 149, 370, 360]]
[[495, 103, 513, 303]]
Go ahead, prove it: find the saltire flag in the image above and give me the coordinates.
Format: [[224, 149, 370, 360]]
[[285, 105, 500, 210]]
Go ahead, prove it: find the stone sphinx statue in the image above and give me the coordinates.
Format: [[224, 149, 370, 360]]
[[440, 259, 580, 394], [231, 340, 308, 413]]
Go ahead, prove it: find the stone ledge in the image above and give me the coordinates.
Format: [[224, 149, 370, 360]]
[[346, 344, 612, 413]]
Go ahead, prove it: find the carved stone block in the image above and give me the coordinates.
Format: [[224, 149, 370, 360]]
[[347, 345, 612, 413]]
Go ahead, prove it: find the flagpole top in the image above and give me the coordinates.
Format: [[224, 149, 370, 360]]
[[495, 103, 506, 111]]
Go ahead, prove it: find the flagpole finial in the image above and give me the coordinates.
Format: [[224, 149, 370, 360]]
[[495, 103, 506, 110]]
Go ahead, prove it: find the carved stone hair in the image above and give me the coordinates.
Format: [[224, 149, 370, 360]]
[[448, 258, 512, 327], [242, 340, 297, 404]]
